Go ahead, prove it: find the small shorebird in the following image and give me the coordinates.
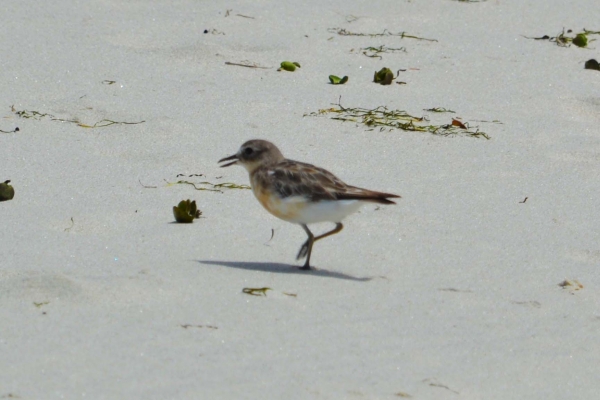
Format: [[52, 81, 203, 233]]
[[218, 140, 400, 270]]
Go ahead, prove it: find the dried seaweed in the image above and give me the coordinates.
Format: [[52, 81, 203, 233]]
[[360, 45, 406, 59], [64, 217, 75, 232], [12, 107, 144, 128], [328, 28, 437, 42], [165, 179, 250, 193], [304, 100, 490, 139], [0, 127, 19, 133], [225, 61, 270, 69], [242, 287, 271, 296], [524, 28, 600, 48], [424, 107, 455, 113]]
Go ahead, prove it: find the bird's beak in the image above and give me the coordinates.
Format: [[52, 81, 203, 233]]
[[218, 154, 238, 167]]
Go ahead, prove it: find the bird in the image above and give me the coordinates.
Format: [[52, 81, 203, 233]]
[[218, 139, 400, 270]]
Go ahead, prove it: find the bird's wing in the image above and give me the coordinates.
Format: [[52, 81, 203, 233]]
[[254, 160, 400, 204]]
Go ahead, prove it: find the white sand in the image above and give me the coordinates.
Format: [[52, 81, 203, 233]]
[[2, 0, 600, 398]]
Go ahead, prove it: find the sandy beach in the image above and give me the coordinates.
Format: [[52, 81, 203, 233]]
[[2, 0, 600, 398]]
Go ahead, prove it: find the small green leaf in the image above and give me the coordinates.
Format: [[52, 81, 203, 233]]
[[279, 61, 298, 71], [0, 180, 14, 201], [329, 75, 349, 84]]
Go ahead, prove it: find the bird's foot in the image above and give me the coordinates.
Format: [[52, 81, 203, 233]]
[[296, 241, 309, 260], [299, 264, 312, 271]]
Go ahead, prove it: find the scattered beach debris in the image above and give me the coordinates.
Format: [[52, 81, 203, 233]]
[[0, 180, 15, 201], [12, 106, 144, 129], [0, 127, 19, 133], [422, 379, 459, 395], [173, 199, 202, 223], [438, 288, 473, 293], [242, 287, 271, 296], [76, 119, 145, 128], [203, 29, 225, 35], [305, 99, 490, 139], [451, 118, 467, 129], [64, 217, 75, 232], [328, 28, 437, 42], [524, 28, 600, 48], [558, 279, 583, 292], [328, 75, 349, 84], [512, 300, 541, 308], [394, 392, 412, 398], [264, 228, 275, 245], [165, 178, 250, 193], [138, 179, 157, 189], [236, 13, 255, 19], [180, 324, 218, 329], [358, 45, 407, 59], [102, 80, 116, 85], [278, 61, 301, 72], [225, 61, 270, 69], [283, 292, 297, 297], [424, 107, 455, 113], [33, 301, 49, 308], [519, 197, 528, 203], [585, 59, 600, 71]]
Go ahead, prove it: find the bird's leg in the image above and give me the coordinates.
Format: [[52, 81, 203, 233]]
[[297, 223, 344, 269], [298, 224, 315, 270]]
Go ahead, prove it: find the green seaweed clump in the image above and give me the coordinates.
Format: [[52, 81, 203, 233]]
[[0, 180, 14, 201], [278, 61, 301, 72], [173, 199, 202, 223], [329, 75, 349, 84], [373, 67, 394, 85]]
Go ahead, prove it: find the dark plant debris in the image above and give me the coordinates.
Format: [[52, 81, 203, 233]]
[[173, 199, 202, 223], [585, 59, 600, 71], [180, 324, 218, 329], [424, 107, 456, 113], [519, 197, 528, 204], [12, 106, 144, 128], [328, 28, 437, 42], [203, 29, 225, 35], [138, 179, 157, 189], [373, 68, 403, 85], [0, 127, 19, 133], [64, 217, 75, 232], [0, 180, 15, 201], [558, 279, 583, 291], [305, 99, 490, 139], [165, 179, 250, 192], [329, 75, 349, 84], [102, 80, 116, 85], [225, 61, 270, 69], [524, 28, 600, 48], [278, 61, 301, 72], [242, 287, 271, 296], [359, 45, 407, 59]]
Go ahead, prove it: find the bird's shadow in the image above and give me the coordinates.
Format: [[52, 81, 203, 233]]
[[197, 260, 373, 282]]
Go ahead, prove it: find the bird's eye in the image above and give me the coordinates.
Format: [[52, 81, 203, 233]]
[[243, 148, 254, 156]]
